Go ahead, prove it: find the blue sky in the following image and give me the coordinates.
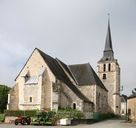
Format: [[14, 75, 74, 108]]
[[0, 0, 136, 96]]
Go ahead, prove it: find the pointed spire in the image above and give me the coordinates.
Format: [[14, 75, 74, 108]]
[[103, 14, 114, 59]]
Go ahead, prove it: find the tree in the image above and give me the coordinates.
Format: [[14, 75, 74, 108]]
[[0, 84, 10, 113]]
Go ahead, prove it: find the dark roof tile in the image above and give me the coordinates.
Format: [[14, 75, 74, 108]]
[[69, 63, 108, 92], [37, 48, 92, 103]]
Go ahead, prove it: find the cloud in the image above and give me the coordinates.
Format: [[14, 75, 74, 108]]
[[0, 0, 136, 96]]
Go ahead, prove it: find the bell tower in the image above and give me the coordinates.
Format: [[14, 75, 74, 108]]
[[97, 16, 120, 115]]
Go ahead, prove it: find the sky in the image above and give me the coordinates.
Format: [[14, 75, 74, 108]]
[[0, 0, 136, 96]]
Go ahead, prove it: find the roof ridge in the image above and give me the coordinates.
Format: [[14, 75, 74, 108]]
[[55, 58, 77, 85]]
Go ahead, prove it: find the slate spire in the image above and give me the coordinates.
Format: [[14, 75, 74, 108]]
[[103, 14, 114, 59]]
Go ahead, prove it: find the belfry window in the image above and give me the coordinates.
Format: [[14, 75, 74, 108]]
[[103, 74, 106, 79], [108, 64, 111, 71], [103, 64, 106, 72]]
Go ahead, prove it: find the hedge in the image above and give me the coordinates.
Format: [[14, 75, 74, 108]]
[[93, 112, 117, 121], [4, 110, 37, 117]]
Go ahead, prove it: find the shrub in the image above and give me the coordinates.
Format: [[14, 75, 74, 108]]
[[0, 85, 10, 113], [93, 112, 116, 121], [54, 108, 84, 120], [4, 110, 37, 117], [0, 114, 5, 122]]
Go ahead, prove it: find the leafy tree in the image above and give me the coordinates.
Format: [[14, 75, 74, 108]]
[[0, 84, 10, 113]]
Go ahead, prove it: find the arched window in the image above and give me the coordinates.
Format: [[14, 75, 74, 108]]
[[73, 103, 76, 109], [103, 64, 106, 72], [29, 97, 33, 102], [108, 63, 111, 71], [103, 74, 106, 79]]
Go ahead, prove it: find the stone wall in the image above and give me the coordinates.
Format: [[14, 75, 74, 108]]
[[59, 82, 94, 119], [95, 85, 108, 113], [41, 70, 53, 110], [78, 85, 108, 113], [97, 60, 120, 114], [59, 82, 83, 110], [7, 84, 19, 110], [78, 85, 95, 104], [127, 97, 136, 122], [10, 49, 55, 110]]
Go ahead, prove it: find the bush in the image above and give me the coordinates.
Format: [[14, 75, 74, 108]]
[[0, 85, 10, 113], [50, 108, 84, 125], [54, 108, 84, 120], [93, 112, 116, 121], [0, 114, 5, 122], [4, 110, 37, 117]]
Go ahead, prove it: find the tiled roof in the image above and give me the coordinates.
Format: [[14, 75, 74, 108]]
[[69, 63, 108, 92], [37, 48, 92, 103]]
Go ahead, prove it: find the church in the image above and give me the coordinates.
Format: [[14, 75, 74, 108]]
[[7, 20, 121, 118]]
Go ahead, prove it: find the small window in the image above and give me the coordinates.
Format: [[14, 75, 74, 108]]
[[103, 74, 106, 79], [73, 103, 76, 109], [103, 64, 106, 72], [29, 97, 33, 102], [108, 64, 111, 71]]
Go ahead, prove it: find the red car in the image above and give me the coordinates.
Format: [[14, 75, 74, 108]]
[[14, 116, 31, 125]]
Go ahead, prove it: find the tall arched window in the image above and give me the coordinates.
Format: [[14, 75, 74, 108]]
[[108, 64, 111, 71], [103, 64, 106, 72], [73, 103, 76, 109]]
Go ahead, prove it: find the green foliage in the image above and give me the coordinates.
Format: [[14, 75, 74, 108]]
[[93, 112, 116, 121], [0, 84, 10, 113], [31, 111, 56, 125], [47, 111, 56, 120], [51, 108, 84, 125], [0, 114, 5, 122], [54, 108, 84, 120], [4, 110, 37, 117]]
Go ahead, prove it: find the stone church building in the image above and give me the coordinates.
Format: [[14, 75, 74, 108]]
[[7, 21, 121, 117]]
